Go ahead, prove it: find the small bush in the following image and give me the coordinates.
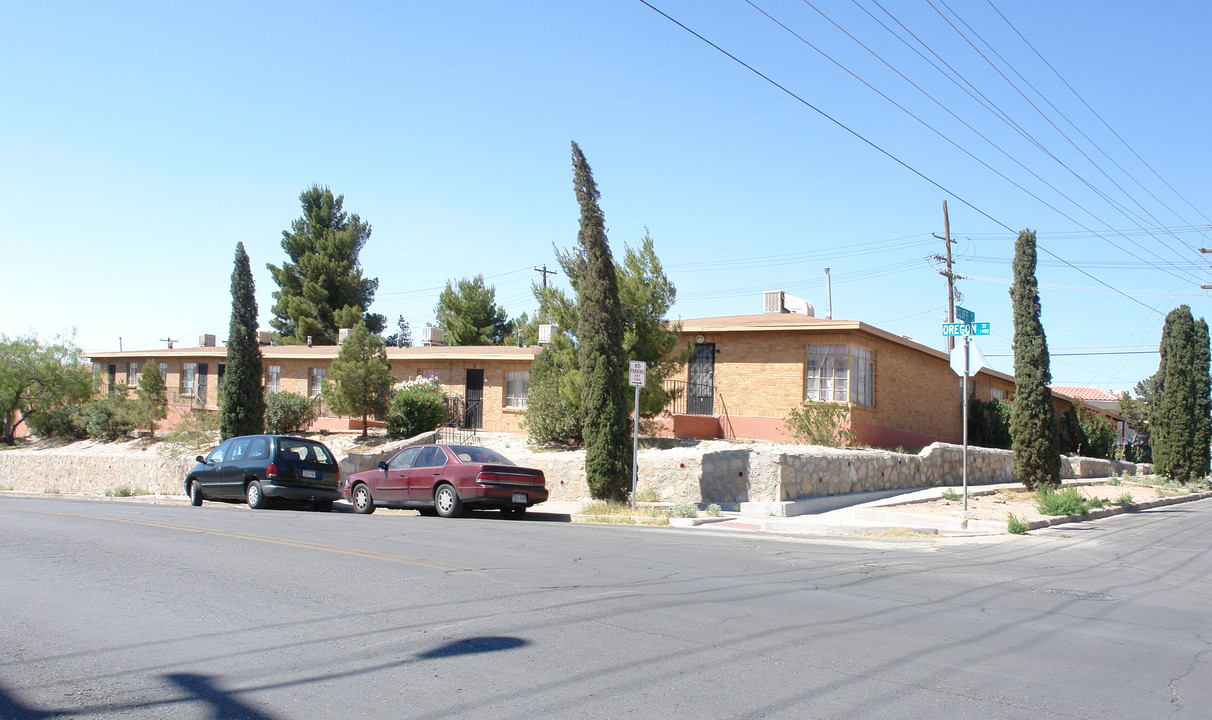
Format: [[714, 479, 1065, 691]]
[[1036, 487, 1095, 516], [385, 377, 446, 440], [784, 401, 855, 447], [634, 488, 660, 503], [1086, 496, 1106, 510], [1116, 493, 1134, 504], [264, 392, 317, 434], [705, 503, 722, 517], [28, 404, 89, 440], [105, 485, 150, 498], [670, 502, 699, 518], [84, 397, 137, 442], [162, 410, 221, 456], [1007, 513, 1028, 534], [940, 488, 961, 502]]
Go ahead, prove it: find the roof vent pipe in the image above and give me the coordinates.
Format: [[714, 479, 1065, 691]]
[[824, 267, 833, 320]]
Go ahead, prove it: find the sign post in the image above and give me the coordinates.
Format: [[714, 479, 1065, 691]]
[[945, 315, 991, 518], [628, 360, 647, 510]]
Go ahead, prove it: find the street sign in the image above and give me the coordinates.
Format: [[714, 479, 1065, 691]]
[[949, 342, 986, 376], [628, 360, 647, 387], [942, 322, 990, 336], [955, 306, 975, 323]]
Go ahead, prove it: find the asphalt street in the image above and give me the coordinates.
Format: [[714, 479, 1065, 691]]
[[2, 495, 1210, 719]]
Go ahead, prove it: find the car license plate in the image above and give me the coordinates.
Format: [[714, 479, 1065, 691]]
[[301, 469, 317, 479], [512, 493, 526, 504]]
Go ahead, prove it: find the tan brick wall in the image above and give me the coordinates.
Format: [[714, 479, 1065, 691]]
[[680, 330, 971, 443]]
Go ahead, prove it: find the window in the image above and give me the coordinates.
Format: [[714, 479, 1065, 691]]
[[266, 365, 281, 393], [217, 363, 226, 393], [387, 446, 422, 470], [127, 363, 139, 386], [990, 388, 1006, 401], [805, 344, 874, 407], [158, 363, 168, 381], [247, 436, 270, 459], [308, 367, 326, 397], [505, 371, 530, 408], [179, 363, 197, 396], [420, 369, 440, 380]]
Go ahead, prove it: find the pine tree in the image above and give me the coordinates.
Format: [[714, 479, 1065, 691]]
[[220, 242, 265, 440], [1152, 305, 1209, 483], [571, 141, 630, 500], [1008, 229, 1060, 489], [136, 361, 167, 437], [324, 324, 394, 439], [267, 185, 384, 345], [434, 275, 515, 345]]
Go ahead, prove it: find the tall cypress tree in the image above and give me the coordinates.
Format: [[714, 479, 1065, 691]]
[[1008, 229, 1060, 489], [1152, 305, 1207, 482], [571, 141, 630, 500], [220, 242, 265, 440], [1194, 317, 1211, 477]]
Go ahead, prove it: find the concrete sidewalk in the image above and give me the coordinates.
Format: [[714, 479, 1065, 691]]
[[542, 479, 1212, 538]]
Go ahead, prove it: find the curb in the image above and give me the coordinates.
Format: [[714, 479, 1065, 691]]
[[1023, 490, 1212, 531]]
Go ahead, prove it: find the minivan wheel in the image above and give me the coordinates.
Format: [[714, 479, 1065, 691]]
[[434, 484, 463, 518], [351, 484, 375, 515], [246, 480, 267, 509], [189, 480, 204, 507]]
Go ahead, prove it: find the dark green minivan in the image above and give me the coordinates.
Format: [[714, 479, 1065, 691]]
[[184, 435, 342, 511]]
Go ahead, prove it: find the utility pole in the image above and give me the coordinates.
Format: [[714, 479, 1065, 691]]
[[534, 265, 557, 290], [1201, 248, 1212, 290], [932, 200, 961, 351], [160, 337, 177, 349]]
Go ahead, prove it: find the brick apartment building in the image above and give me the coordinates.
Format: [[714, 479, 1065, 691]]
[[86, 296, 1116, 447]]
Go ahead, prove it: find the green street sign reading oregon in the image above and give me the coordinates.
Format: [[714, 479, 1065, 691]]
[[942, 322, 990, 336]]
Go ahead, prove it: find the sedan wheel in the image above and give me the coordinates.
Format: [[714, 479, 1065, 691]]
[[434, 484, 463, 518], [189, 480, 204, 507], [246, 480, 267, 510], [351, 484, 375, 515]]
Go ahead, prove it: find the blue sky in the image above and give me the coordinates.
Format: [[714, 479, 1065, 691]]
[[4, 1, 1210, 393]]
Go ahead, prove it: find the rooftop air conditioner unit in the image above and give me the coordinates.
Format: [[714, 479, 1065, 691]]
[[258, 331, 273, 346], [421, 326, 445, 347], [538, 324, 559, 345], [198, 334, 217, 347], [763, 290, 785, 314], [783, 293, 815, 317]]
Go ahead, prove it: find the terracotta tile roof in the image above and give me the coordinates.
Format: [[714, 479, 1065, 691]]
[[1050, 385, 1119, 402]]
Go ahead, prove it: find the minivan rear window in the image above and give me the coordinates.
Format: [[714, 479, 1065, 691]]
[[279, 439, 334, 465]]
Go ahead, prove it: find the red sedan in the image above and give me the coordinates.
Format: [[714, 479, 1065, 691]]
[[342, 444, 548, 518]]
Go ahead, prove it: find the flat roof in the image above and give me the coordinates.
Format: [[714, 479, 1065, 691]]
[[87, 344, 543, 362]]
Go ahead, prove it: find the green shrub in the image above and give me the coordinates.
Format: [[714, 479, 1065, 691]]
[[105, 485, 150, 498], [1036, 487, 1096, 516], [634, 488, 660, 503], [264, 392, 317, 434], [1116, 493, 1134, 504], [1007, 513, 1028, 534], [161, 410, 221, 456], [968, 398, 1012, 449], [784, 401, 855, 447], [385, 376, 446, 440], [705, 503, 722, 517], [27, 404, 89, 440], [940, 488, 961, 501], [670, 502, 699, 518], [83, 397, 137, 442], [522, 344, 584, 445]]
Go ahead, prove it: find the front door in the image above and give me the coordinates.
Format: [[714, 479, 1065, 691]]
[[687, 343, 715, 415], [464, 369, 484, 429]]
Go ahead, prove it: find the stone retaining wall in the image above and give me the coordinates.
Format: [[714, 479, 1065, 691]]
[[0, 439, 1152, 508], [0, 450, 193, 496]]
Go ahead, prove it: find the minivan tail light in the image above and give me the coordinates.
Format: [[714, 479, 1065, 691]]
[[266, 462, 278, 479]]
